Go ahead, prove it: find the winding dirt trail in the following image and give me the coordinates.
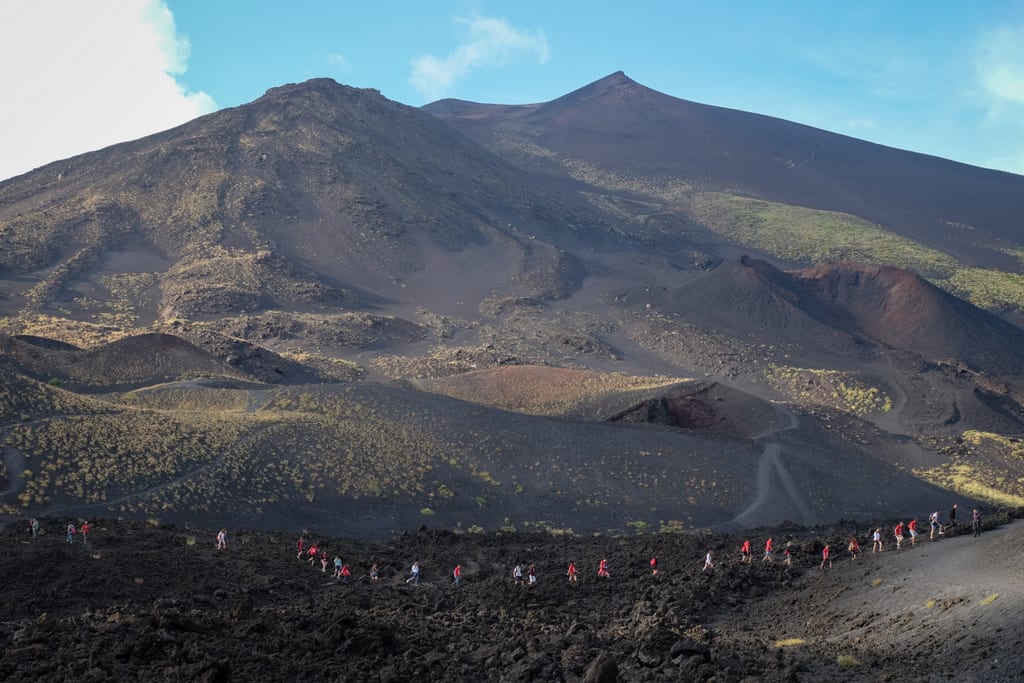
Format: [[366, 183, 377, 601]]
[[721, 402, 815, 529]]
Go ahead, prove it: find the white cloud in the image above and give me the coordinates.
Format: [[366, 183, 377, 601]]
[[408, 13, 549, 101], [974, 25, 1024, 109], [0, 0, 216, 182], [325, 52, 351, 72]]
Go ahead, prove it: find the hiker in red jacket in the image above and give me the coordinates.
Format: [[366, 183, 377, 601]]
[[597, 558, 610, 578], [649, 556, 658, 576], [894, 522, 904, 551], [763, 538, 773, 562], [340, 564, 351, 584], [567, 562, 577, 582], [820, 544, 833, 570], [296, 537, 305, 559], [453, 564, 462, 587], [741, 539, 752, 563], [908, 518, 919, 546]]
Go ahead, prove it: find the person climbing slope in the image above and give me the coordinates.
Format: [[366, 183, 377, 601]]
[[702, 550, 715, 571], [763, 538, 773, 562], [566, 562, 577, 582], [740, 539, 752, 563], [597, 558, 610, 578], [407, 561, 420, 585], [820, 544, 832, 570]]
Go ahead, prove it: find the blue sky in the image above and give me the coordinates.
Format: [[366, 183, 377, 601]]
[[2, 1, 1024, 181]]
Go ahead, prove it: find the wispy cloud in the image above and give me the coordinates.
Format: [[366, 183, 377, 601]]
[[408, 13, 549, 101], [974, 25, 1024, 110], [325, 52, 351, 72], [0, 0, 216, 181]]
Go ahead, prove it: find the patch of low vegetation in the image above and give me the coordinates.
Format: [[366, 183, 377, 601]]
[[687, 193, 960, 277], [773, 638, 806, 648], [370, 345, 522, 379], [1, 313, 131, 348], [913, 462, 1024, 508], [7, 411, 251, 506], [942, 267, 1024, 316], [764, 364, 892, 416], [961, 431, 1024, 460]]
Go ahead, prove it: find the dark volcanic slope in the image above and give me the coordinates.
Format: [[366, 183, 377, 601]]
[[0, 332, 251, 391], [426, 71, 1024, 265], [797, 262, 1024, 375], [0, 78, 602, 324], [662, 257, 1024, 375]]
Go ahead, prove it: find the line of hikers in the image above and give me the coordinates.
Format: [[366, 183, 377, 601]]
[[288, 504, 984, 585]]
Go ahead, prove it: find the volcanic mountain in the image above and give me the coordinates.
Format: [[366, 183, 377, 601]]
[[1, 73, 1023, 535], [425, 71, 1024, 268]]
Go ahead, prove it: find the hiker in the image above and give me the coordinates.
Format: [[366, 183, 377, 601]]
[[66, 523, 76, 544], [908, 518, 918, 546], [820, 544, 833, 570], [216, 528, 227, 550], [783, 541, 794, 566], [307, 543, 319, 566], [972, 508, 982, 537], [763, 538, 773, 562], [740, 539, 752, 563], [319, 550, 329, 573], [513, 563, 525, 586], [296, 537, 305, 559], [650, 556, 658, 575], [567, 562, 577, 582], [407, 561, 420, 585], [340, 564, 351, 584], [848, 537, 860, 560], [948, 503, 958, 531], [453, 564, 462, 587], [80, 521, 90, 543], [370, 563, 380, 582], [894, 522, 904, 551], [333, 555, 343, 578], [29, 518, 39, 539], [872, 528, 883, 553], [597, 558, 610, 578], [702, 550, 715, 571], [929, 511, 941, 539], [527, 563, 537, 585]]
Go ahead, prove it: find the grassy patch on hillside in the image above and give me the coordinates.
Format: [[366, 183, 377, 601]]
[[763, 364, 892, 416], [913, 462, 1024, 508], [689, 193, 959, 276], [942, 268, 1024, 315], [7, 411, 251, 506], [0, 313, 132, 348]]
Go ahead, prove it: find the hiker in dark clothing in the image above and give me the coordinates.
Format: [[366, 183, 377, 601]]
[[948, 504, 958, 531]]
